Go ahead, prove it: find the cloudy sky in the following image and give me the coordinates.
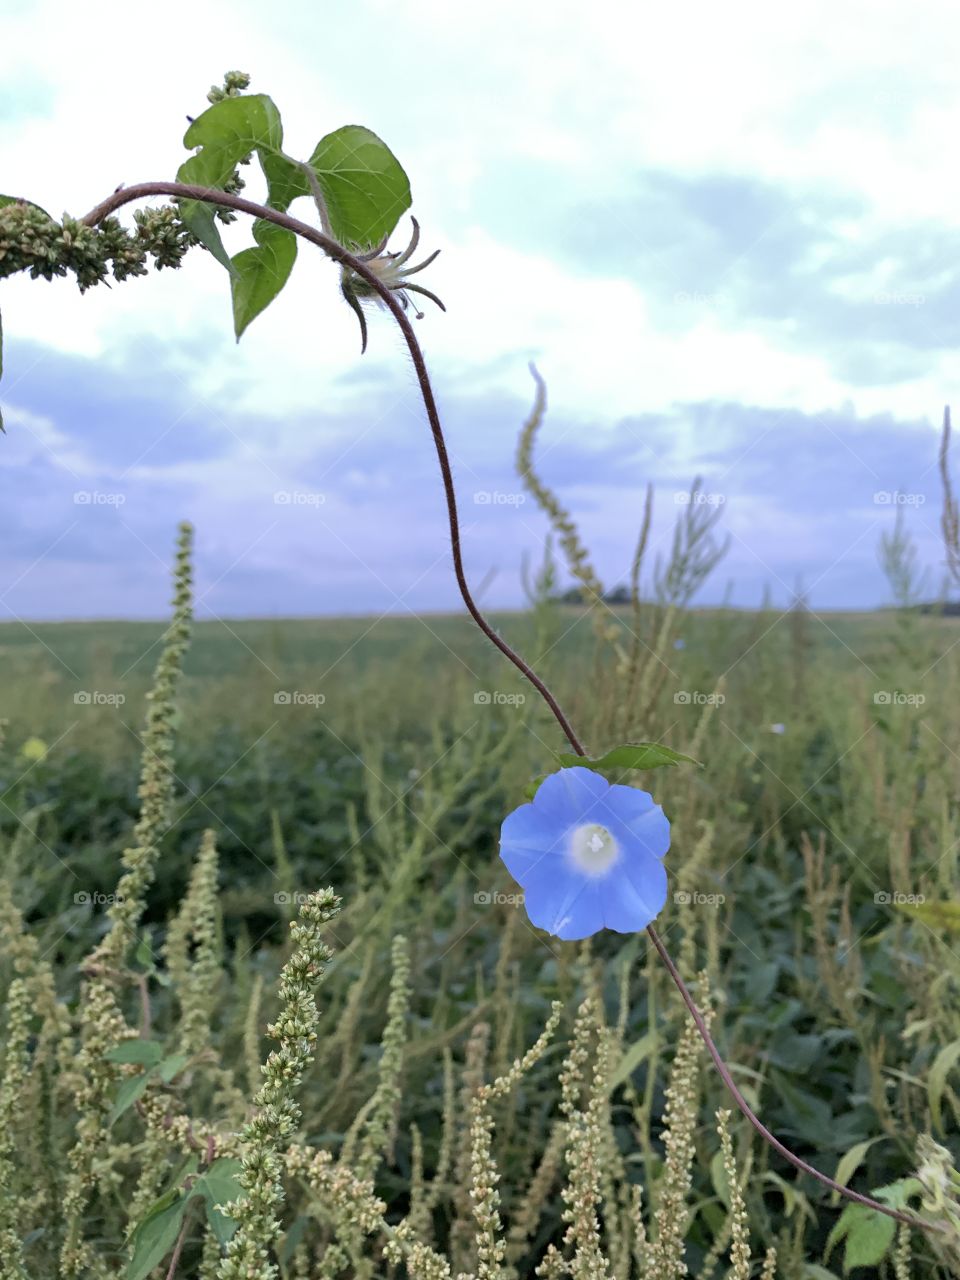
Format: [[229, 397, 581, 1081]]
[[2, 0, 959, 619]]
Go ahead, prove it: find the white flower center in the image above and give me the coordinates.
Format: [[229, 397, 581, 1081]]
[[570, 823, 619, 876]]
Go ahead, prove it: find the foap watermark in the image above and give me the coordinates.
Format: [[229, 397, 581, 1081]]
[[874, 890, 926, 906], [75, 891, 125, 907], [674, 890, 726, 907], [873, 291, 925, 308], [274, 691, 326, 707], [873, 690, 925, 707], [873, 490, 926, 507], [74, 690, 126, 707], [674, 690, 725, 706], [474, 490, 526, 506], [274, 891, 319, 907], [74, 490, 126, 506], [675, 490, 725, 507], [474, 690, 526, 706], [673, 289, 723, 308], [474, 889, 525, 907], [274, 490, 326, 507]]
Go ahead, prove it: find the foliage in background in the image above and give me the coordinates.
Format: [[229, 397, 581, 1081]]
[[1, 439, 959, 1274]]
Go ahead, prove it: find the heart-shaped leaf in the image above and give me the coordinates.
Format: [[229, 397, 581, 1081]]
[[231, 218, 297, 339], [190, 1158, 244, 1245], [126, 1192, 189, 1280], [306, 125, 411, 249], [105, 1040, 164, 1067], [826, 1202, 896, 1273], [108, 1071, 153, 1125], [177, 94, 284, 274], [156, 1053, 189, 1084]]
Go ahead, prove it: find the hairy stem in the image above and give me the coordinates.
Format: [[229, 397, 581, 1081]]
[[79, 180, 936, 1235], [646, 925, 931, 1231]]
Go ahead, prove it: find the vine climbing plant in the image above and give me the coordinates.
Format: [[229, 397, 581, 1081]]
[[1, 70, 957, 1273]]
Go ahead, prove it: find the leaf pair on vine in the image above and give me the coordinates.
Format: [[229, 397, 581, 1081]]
[[0, 79, 442, 426], [175, 90, 438, 344]]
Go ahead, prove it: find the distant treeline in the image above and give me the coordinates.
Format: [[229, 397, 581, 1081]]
[[916, 600, 960, 615], [553, 591, 960, 613], [553, 586, 632, 605]]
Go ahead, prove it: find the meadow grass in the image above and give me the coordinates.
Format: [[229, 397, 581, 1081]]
[[0, 589, 958, 1276]]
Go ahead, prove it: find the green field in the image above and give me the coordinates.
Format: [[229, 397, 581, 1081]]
[[1, 591, 958, 1277]]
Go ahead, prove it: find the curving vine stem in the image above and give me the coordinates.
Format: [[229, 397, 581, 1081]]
[[77, 180, 940, 1235]]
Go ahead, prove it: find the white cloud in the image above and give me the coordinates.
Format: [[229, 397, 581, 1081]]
[[4, 0, 960, 614], [4, 0, 960, 425]]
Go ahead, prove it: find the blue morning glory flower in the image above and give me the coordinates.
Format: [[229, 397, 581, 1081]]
[[498, 766, 670, 940]]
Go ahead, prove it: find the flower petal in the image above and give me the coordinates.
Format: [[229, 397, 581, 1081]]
[[601, 784, 671, 859], [499, 802, 569, 884], [519, 858, 605, 940], [499, 801, 565, 852], [599, 855, 668, 933], [532, 766, 610, 824]]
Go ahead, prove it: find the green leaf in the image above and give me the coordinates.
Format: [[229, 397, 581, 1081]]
[[108, 1071, 152, 1125], [134, 936, 154, 970], [105, 1040, 164, 1067], [126, 1193, 188, 1280], [710, 1149, 731, 1208], [525, 742, 699, 798], [608, 1030, 656, 1091], [172, 1154, 201, 1189], [231, 218, 297, 339], [123, 1161, 197, 1243], [306, 125, 411, 248], [127, 1185, 181, 1237], [259, 150, 310, 214], [178, 201, 234, 274], [191, 1158, 244, 1246], [928, 1038, 960, 1133], [556, 743, 700, 772], [180, 93, 283, 185], [177, 94, 284, 275], [765, 1030, 826, 1072], [760, 1169, 816, 1224], [204, 1199, 238, 1248], [156, 1053, 189, 1084], [873, 1176, 922, 1210], [838, 1203, 896, 1272], [193, 1158, 244, 1204], [831, 1138, 883, 1205], [769, 1070, 834, 1145], [897, 898, 960, 932]]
